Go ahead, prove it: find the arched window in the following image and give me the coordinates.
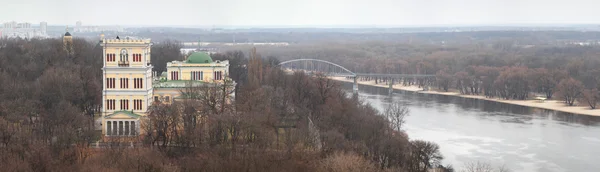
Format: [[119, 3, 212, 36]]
[[120, 49, 128, 61]]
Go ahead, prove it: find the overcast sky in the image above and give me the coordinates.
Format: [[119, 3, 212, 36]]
[[1, 0, 599, 27]]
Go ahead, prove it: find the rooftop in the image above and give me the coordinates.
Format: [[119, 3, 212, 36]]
[[186, 52, 213, 64], [104, 38, 151, 44]]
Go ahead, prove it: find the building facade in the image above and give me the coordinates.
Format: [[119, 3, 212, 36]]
[[101, 37, 154, 137], [100, 37, 232, 138], [154, 52, 230, 103]]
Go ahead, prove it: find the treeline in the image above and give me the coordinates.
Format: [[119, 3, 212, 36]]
[[138, 29, 600, 45], [253, 41, 600, 108], [0, 39, 462, 171]]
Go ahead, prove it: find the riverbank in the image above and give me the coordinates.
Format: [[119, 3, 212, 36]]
[[331, 77, 600, 117]]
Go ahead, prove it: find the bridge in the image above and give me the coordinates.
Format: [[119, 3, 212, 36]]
[[278, 59, 435, 94]]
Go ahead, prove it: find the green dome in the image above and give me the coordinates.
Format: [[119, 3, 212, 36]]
[[187, 52, 213, 63]]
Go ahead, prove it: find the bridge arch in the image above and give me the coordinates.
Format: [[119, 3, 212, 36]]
[[277, 59, 356, 76]]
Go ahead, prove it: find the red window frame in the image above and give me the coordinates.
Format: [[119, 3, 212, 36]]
[[133, 99, 143, 110], [106, 99, 115, 110], [129, 54, 142, 62], [120, 78, 129, 88], [120, 99, 129, 110], [106, 78, 115, 88], [171, 71, 179, 80], [106, 54, 116, 62], [214, 71, 222, 80], [133, 78, 143, 89]]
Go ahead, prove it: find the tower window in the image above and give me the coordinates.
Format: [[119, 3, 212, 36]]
[[106, 99, 116, 110], [134, 78, 143, 89], [106, 78, 115, 88], [120, 78, 129, 88], [120, 49, 128, 61], [120, 99, 129, 110], [134, 99, 143, 110], [133, 54, 142, 62]]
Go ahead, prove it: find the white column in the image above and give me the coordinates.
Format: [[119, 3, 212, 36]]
[[143, 49, 147, 66], [130, 74, 133, 90], [129, 96, 132, 111]]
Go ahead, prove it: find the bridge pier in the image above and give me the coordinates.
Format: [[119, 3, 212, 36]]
[[353, 76, 359, 95], [389, 78, 394, 95]]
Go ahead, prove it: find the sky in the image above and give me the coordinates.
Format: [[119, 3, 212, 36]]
[[1, 0, 599, 27]]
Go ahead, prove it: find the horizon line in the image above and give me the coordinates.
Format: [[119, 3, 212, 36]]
[[39, 23, 600, 28]]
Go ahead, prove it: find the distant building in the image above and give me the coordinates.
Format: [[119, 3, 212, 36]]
[[40, 22, 47, 34], [17, 23, 31, 28], [3, 21, 17, 29], [0, 21, 48, 39], [75, 21, 123, 33], [63, 27, 73, 55], [76, 21, 82, 32], [180, 47, 219, 55]]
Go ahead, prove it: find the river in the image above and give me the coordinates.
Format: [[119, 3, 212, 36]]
[[340, 82, 600, 172]]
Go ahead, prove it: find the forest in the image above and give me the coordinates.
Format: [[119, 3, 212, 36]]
[[135, 29, 600, 45], [244, 40, 600, 109], [1, 38, 508, 172]]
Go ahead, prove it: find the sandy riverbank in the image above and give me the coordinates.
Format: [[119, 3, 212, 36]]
[[330, 77, 600, 117]]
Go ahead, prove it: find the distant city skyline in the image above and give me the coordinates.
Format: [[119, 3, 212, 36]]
[[2, 0, 600, 27]]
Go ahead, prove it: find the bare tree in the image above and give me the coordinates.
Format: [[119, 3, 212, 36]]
[[556, 78, 584, 106], [405, 140, 444, 172], [581, 88, 600, 109], [147, 103, 181, 149], [385, 102, 410, 132], [462, 161, 511, 172]]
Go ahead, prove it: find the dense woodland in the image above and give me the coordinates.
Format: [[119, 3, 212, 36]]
[[1, 38, 507, 172], [136, 29, 600, 45]]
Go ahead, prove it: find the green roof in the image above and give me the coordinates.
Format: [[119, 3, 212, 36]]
[[186, 52, 213, 63], [153, 80, 210, 88]]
